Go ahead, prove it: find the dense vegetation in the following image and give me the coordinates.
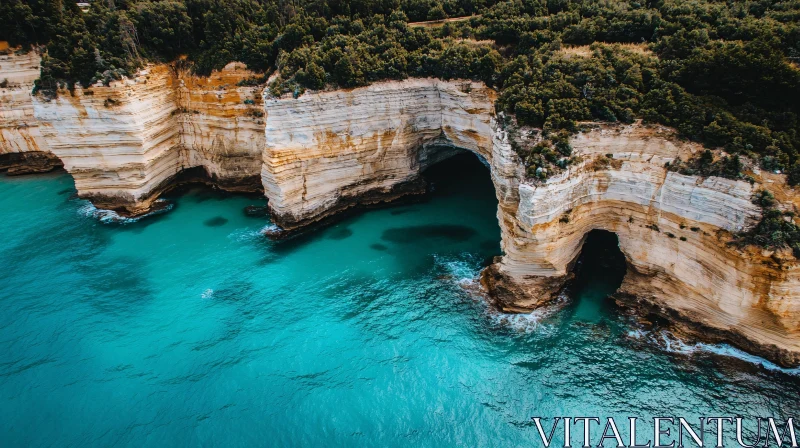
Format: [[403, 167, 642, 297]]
[[1, 0, 799, 183], [2, 0, 800, 253], [736, 189, 800, 257]]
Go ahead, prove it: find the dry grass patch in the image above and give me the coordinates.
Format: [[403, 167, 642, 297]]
[[408, 15, 481, 28], [560, 45, 593, 58], [452, 38, 497, 48], [559, 43, 654, 59]]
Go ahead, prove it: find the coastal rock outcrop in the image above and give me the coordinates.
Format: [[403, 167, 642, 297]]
[[3, 58, 799, 366], [261, 79, 497, 230], [176, 62, 265, 192], [261, 83, 800, 366], [0, 50, 62, 174], [487, 124, 800, 365], [32, 65, 181, 214], [23, 61, 265, 215]]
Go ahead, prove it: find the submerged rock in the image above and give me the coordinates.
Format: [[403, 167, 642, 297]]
[[244, 205, 269, 217], [203, 216, 229, 227]]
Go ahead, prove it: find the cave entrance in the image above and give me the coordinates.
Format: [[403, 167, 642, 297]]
[[421, 150, 492, 199], [416, 150, 502, 260], [568, 229, 627, 322]]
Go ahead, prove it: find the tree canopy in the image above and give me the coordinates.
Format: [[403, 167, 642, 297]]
[[1, 0, 799, 183]]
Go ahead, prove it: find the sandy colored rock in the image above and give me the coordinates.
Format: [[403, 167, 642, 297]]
[[26, 62, 266, 214], [261, 84, 800, 366], [4, 62, 800, 366], [261, 79, 497, 230], [0, 51, 62, 174]]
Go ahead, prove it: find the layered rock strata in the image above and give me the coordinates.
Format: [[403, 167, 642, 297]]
[[486, 124, 800, 366], [3, 60, 799, 366], [0, 51, 62, 174], [24, 62, 265, 215], [32, 65, 181, 214], [261, 83, 800, 366], [176, 62, 265, 192], [261, 79, 497, 231]]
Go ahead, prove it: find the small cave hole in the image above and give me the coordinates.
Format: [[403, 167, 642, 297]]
[[569, 229, 627, 321]]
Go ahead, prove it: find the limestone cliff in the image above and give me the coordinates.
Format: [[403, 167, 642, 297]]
[[261, 79, 497, 230], [485, 124, 800, 366], [176, 62, 265, 192], [32, 65, 181, 214], [0, 51, 62, 174], [27, 62, 265, 214], [260, 82, 800, 366], [3, 63, 799, 366]]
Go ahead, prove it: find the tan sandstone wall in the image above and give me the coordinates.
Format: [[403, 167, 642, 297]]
[[30, 62, 265, 214], [0, 50, 61, 174], [177, 62, 265, 191], [487, 123, 800, 365], [6, 64, 800, 366], [261, 84, 800, 366], [261, 78, 497, 230], [32, 65, 181, 214]]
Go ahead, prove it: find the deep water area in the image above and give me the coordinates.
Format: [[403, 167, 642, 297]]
[[1, 155, 798, 447]]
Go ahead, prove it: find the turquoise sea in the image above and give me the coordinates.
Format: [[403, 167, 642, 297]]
[[1, 154, 798, 447]]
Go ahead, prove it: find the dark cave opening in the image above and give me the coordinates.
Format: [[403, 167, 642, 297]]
[[568, 229, 628, 320], [420, 151, 502, 264], [421, 150, 493, 198]]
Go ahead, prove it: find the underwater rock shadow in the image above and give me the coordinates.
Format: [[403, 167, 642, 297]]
[[204, 216, 229, 227], [389, 208, 418, 216], [327, 227, 353, 240]]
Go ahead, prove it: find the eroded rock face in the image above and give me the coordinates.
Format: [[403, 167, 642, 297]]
[[261, 79, 497, 230], [32, 65, 181, 214], [4, 63, 800, 365], [0, 51, 62, 174], [26, 62, 265, 215], [491, 124, 800, 366], [176, 62, 265, 192], [261, 84, 800, 366]]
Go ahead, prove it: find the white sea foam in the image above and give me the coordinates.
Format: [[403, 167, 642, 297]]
[[632, 329, 800, 375], [435, 253, 483, 284], [433, 253, 563, 334], [261, 223, 281, 233], [228, 227, 267, 242], [490, 309, 545, 332], [201, 289, 214, 299], [489, 293, 567, 334], [77, 199, 173, 224]]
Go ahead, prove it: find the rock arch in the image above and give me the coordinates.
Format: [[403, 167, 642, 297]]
[[3, 50, 799, 366], [261, 83, 800, 366], [260, 79, 500, 232]]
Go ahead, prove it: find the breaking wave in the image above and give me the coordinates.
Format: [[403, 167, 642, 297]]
[[490, 294, 567, 334], [433, 252, 563, 334], [77, 200, 173, 224], [629, 328, 800, 375], [228, 225, 272, 242], [434, 252, 484, 287]]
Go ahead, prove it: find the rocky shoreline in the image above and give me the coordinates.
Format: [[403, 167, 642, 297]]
[[0, 152, 63, 175], [3, 52, 799, 367]]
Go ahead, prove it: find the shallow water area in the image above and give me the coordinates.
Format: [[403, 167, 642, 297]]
[[1, 156, 798, 447]]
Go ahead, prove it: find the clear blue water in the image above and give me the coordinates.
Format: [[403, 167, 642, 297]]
[[1, 155, 798, 447]]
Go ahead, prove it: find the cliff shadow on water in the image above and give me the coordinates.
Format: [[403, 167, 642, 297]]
[[566, 229, 627, 322]]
